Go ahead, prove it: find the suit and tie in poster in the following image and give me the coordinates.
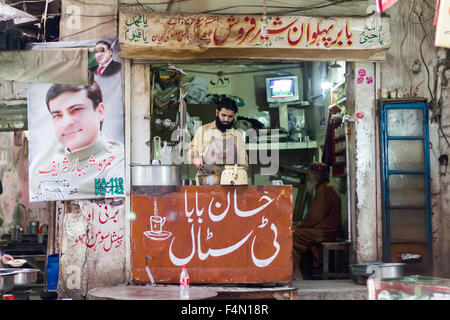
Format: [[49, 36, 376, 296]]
[[27, 38, 125, 202]]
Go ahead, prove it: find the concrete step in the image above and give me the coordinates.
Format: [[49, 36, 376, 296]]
[[294, 280, 368, 300]]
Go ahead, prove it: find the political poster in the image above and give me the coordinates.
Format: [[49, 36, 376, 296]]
[[27, 38, 125, 202]]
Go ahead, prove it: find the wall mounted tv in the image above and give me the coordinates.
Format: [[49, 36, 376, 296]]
[[265, 75, 299, 103]]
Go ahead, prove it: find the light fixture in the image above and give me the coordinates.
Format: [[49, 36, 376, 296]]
[[321, 81, 333, 91], [329, 61, 341, 69]]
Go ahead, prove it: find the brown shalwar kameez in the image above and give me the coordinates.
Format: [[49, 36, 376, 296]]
[[292, 181, 341, 277]]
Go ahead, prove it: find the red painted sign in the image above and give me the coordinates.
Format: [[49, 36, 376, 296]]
[[131, 185, 293, 284]]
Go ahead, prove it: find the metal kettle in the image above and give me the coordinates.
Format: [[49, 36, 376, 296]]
[[220, 164, 248, 185]]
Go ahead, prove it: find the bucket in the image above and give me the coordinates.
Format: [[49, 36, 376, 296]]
[[46, 254, 59, 291]]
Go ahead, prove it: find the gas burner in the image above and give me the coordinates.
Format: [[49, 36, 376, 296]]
[[10, 288, 32, 300]]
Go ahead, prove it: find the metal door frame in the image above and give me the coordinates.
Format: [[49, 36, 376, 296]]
[[379, 99, 432, 269]]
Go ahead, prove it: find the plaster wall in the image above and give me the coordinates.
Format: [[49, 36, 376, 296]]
[[58, 199, 127, 299], [377, 2, 449, 277], [353, 62, 378, 262], [0, 79, 49, 236]]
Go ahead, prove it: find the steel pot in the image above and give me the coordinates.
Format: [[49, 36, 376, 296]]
[[131, 164, 181, 186], [0, 269, 17, 293], [11, 268, 39, 289], [367, 263, 406, 280], [350, 262, 406, 281], [197, 174, 220, 186]]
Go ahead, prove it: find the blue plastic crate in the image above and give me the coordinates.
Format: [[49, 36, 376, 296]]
[[46, 254, 59, 291]]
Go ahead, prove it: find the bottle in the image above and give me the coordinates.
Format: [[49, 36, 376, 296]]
[[179, 265, 189, 300]]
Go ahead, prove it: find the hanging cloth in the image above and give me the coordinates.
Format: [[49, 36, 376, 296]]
[[322, 112, 333, 167]]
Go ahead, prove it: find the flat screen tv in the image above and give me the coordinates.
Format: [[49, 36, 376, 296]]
[[265, 75, 299, 103]]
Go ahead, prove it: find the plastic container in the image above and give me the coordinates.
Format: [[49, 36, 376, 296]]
[[179, 265, 189, 300], [46, 254, 59, 291]]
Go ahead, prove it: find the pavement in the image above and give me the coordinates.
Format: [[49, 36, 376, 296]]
[[25, 278, 368, 300], [293, 279, 368, 300]]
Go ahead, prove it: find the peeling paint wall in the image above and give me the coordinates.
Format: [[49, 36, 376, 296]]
[[59, 199, 127, 299], [435, 47, 450, 278], [353, 62, 378, 262], [354, 1, 450, 277], [0, 79, 49, 236]]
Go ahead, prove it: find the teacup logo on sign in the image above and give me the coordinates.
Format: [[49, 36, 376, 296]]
[[143, 197, 172, 241]]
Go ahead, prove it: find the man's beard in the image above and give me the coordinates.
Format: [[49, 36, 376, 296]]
[[216, 116, 234, 132], [305, 179, 318, 193]]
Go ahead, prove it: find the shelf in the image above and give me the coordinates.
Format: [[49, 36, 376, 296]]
[[246, 140, 318, 150], [328, 97, 347, 114], [332, 80, 346, 92]]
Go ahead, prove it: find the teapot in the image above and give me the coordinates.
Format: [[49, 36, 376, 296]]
[[220, 164, 248, 185]]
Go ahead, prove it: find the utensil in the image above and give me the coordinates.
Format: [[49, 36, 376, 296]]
[[197, 174, 220, 186], [29, 221, 39, 235], [131, 164, 181, 186], [6, 259, 27, 268], [11, 225, 23, 241], [367, 263, 406, 280], [10, 268, 39, 289], [0, 269, 17, 293], [220, 164, 248, 185], [350, 262, 406, 284]]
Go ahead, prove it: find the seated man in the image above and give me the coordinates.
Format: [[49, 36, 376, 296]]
[[292, 162, 342, 279]]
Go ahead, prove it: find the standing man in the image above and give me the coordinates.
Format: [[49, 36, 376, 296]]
[[188, 96, 248, 183], [89, 40, 121, 78], [292, 162, 342, 279], [29, 82, 124, 201]]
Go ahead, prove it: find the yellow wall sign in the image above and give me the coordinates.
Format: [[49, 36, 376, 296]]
[[119, 12, 391, 51]]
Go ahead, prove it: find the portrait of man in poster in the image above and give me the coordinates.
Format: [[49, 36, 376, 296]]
[[27, 38, 125, 202]]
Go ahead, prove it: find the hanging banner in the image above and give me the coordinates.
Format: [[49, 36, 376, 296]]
[[27, 38, 125, 202], [118, 12, 391, 61], [435, 0, 450, 48]]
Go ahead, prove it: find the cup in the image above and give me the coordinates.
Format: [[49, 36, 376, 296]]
[[381, 88, 389, 99], [150, 215, 166, 233]]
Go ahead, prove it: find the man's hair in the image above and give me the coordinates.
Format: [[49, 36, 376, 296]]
[[216, 95, 238, 113], [45, 82, 104, 130], [95, 40, 112, 50], [46, 82, 103, 112]]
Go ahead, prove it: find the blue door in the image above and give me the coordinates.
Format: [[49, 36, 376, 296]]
[[380, 100, 432, 269]]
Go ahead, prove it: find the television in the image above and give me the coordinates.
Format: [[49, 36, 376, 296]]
[[265, 75, 299, 103]]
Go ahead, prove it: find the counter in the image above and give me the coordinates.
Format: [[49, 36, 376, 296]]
[[131, 185, 292, 284]]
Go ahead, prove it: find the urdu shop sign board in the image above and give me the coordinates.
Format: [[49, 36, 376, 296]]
[[131, 186, 293, 284], [119, 12, 391, 60]]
